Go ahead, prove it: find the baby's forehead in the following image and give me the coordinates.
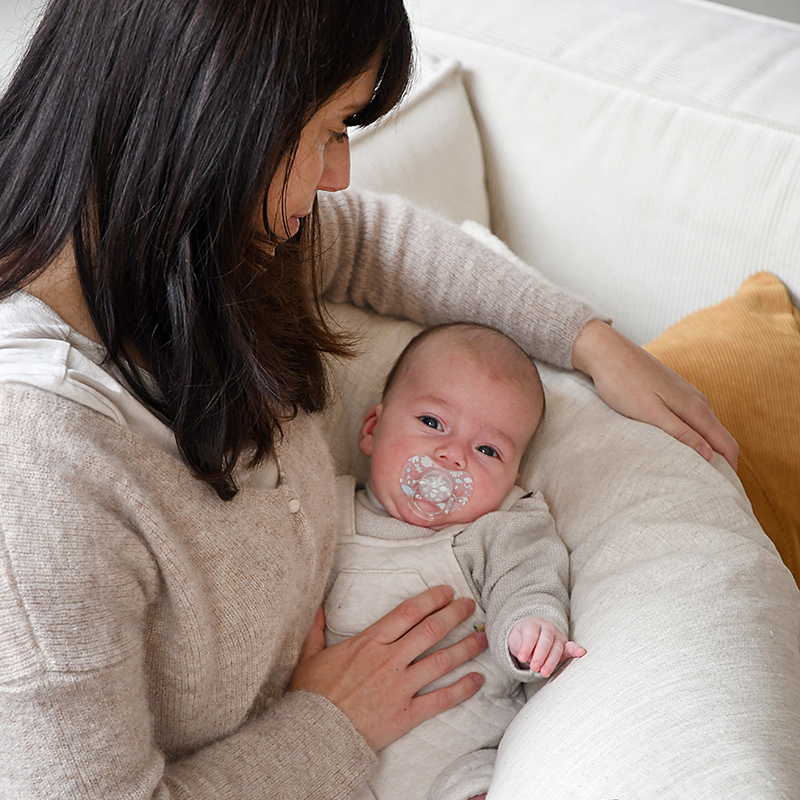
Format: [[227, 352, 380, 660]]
[[390, 338, 542, 439], [408, 329, 541, 393]]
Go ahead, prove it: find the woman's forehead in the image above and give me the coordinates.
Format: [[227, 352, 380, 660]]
[[316, 60, 381, 120]]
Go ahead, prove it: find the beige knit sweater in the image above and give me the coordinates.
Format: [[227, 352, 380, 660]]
[[0, 191, 599, 798]]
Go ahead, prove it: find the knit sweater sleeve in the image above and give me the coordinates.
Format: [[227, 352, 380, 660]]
[[0, 386, 375, 800], [318, 189, 605, 370], [452, 492, 571, 682]]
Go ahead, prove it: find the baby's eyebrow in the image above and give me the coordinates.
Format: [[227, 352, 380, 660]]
[[415, 393, 450, 408], [414, 395, 457, 420], [478, 425, 516, 454]]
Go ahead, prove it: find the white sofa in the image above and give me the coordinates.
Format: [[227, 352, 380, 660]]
[[323, 0, 800, 797], [3, 1, 799, 797]]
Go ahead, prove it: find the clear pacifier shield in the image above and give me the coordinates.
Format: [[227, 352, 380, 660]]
[[399, 455, 473, 518]]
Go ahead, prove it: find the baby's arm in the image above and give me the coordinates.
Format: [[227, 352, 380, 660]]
[[508, 616, 586, 678]]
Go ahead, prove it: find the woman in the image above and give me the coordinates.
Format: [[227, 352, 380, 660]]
[[0, 0, 736, 797]]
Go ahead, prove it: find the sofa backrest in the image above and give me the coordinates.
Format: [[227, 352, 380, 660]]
[[379, 0, 800, 343]]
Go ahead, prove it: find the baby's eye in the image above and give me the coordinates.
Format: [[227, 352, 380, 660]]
[[476, 445, 499, 458], [419, 416, 443, 431]]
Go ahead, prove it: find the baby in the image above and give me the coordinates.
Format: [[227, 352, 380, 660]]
[[325, 323, 585, 800]]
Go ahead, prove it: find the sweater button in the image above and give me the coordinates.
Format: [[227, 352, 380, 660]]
[[288, 498, 301, 514]]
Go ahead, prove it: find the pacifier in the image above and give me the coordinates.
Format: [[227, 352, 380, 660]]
[[399, 454, 473, 520]]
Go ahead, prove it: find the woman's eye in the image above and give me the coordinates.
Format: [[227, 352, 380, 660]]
[[477, 445, 499, 458], [419, 416, 443, 431], [329, 129, 349, 144]]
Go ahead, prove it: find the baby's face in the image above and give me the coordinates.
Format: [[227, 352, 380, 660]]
[[360, 345, 543, 529]]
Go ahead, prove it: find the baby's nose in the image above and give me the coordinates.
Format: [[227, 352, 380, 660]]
[[434, 444, 466, 470]]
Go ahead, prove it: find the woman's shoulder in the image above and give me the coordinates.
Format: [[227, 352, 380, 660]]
[[0, 291, 124, 415], [0, 383, 166, 682], [0, 291, 179, 451], [0, 381, 171, 491]]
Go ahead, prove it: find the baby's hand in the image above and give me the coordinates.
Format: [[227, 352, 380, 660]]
[[507, 617, 586, 678]]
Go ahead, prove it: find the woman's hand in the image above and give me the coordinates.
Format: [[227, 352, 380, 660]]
[[571, 320, 738, 470], [289, 586, 487, 752]]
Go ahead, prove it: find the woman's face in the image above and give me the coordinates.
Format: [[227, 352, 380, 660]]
[[264, 62, 381, 240]]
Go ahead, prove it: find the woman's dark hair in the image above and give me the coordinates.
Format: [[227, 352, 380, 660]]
[[0, 0, 413, 498]]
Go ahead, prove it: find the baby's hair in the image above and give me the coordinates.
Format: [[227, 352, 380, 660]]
[[382, 323, 545, 414]]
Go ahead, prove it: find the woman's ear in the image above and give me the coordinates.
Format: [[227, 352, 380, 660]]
[[359, 404, 382, 456]]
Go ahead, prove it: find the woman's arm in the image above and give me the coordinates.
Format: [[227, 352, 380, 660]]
[[318, 190, 737, 469], [319, 190, 599, 370]]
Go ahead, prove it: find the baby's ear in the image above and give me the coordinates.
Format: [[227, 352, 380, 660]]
[[359, 404, 382, 456]]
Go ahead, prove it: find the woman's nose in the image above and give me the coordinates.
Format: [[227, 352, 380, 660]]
[[318, 140, 351, 193]]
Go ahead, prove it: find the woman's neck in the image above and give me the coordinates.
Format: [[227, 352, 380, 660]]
[[23, 245, 101, 343]]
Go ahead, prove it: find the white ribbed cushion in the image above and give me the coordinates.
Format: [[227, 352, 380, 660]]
[[411, 0, 800, 342], [349, 53, 490, 226]]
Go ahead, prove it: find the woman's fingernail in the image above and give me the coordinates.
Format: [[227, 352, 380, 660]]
[[696, 443, 713, 461]]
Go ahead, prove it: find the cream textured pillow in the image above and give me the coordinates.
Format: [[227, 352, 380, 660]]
[[321, 299, 800, 798], [348, 53, 491, 227], [645, 272, 800, 586], [496, 364, 800, 798]]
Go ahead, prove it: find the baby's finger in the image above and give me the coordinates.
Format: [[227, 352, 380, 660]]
[[517, 625, 542, 665], [528, 627, 556, 673], [539, 639, 565, 678], [564, 641, 587, 660], [507, 626, 523, 659]]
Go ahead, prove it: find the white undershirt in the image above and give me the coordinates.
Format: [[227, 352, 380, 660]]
[[0, 291, 279, 489]]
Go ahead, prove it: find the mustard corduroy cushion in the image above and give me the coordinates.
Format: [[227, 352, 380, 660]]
[[645, 271, 800, 586]]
